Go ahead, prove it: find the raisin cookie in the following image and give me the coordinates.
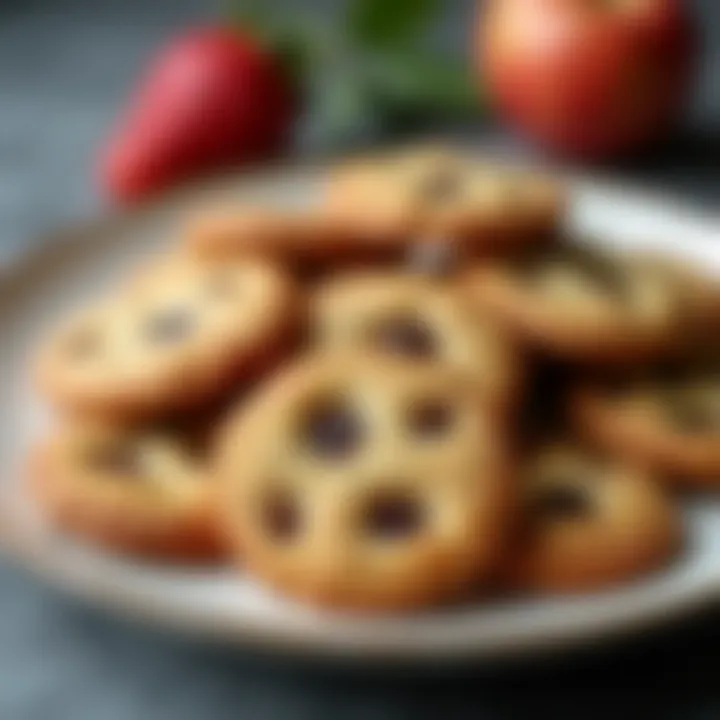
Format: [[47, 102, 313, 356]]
[[215, 355, 514, 610], [325, 146, 565, 256], [36, 256, 298, 420], [311, 272, 522, 414], [28, 422, 224, 561], [572, 362, 720, 488], [506, 442, 680, 593], [462, 244, 683, 364]]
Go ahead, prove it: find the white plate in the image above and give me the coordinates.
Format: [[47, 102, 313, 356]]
[[1, 162, 719, 661]]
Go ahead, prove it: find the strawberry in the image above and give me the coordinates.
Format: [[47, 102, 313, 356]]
[[99, 27, 294, 204]]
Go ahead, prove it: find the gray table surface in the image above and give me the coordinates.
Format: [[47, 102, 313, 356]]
[[1, 1, 718, 718]]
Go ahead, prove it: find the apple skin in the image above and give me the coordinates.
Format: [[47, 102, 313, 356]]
[[479, 0, 697, 161]]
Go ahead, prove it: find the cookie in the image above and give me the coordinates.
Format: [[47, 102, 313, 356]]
[[215, 355, 514, 610], [640, 254, 720, 346], [325, 146, 565, 256], [507, 442, 680, 593], [28, 422, 225, 561], [572, 361, 720, 488], [462, 243, 683, 364], [36, 256, 298, 420], [310, 272, 522, 414], [185, 206, 383, 272]]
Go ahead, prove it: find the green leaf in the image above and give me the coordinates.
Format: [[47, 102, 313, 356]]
[[224, 0, 271, 33], [298, 59, 385, 151], [348, 0, 442, 48], [223, 0, 482, 148], [264, 23, 328, 88], [364, 48, 482, 122]]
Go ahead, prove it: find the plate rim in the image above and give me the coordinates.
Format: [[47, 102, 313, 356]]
[[1, 484, 718, 662], [1, 157, 719, 661]]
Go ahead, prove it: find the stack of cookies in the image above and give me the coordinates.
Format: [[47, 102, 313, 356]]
[[29, 146, 719, 611]]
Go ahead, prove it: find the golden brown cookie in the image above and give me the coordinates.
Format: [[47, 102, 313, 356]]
[[310, 272, 522, 414], [28, 422, 225, 562], [325, 146, 565, 256], [215, 355, 514, 611], [506, 442, 681, 594], [640, 254, 720, 346], [572, 362, 720, 488], [462, 243, 683, 364], [36, 256, 299, 421], [184, 206, 384, 272]]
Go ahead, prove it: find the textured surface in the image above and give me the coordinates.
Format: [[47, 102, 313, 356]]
[[0, 1, 719, 718]]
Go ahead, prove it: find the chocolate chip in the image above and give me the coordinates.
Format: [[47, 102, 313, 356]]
[[302, 400, 363, 460], [87, 443, 141, 478], [262, 491, 300, 541], [408, 400, 455, 439], [373, 316, 436, 358], [363, 491, 423, 540], [532, 484, 592, 521], [145, 308, 194, 343]]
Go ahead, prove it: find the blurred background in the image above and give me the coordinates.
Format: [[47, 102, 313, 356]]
[[0, 0, 717, 263], [0, 0, 719, 718]]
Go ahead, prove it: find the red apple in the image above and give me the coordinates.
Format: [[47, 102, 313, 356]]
[[479, 0, 697, 160]]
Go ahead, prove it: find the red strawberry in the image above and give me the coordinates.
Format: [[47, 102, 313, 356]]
[[100, 27, 294, 204]]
